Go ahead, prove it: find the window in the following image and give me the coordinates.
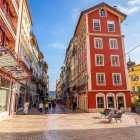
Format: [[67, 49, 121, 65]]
[[95, 55, 104, 66], [97, 73, 105, 85], [99, 9, 106, 17], [97, 97, 104, 108], [117, 96, 124, 108], [0, 28, 4, 46], [108, 21, 115, 32], [0, 78, 10, 113], [107, 97, 114, 108], [132, 86, 135, 92], [94, 38, 103, 49], [111, 55, 120, 66], [137, 86, 140, 91], [93, 20, 100, 31], [109, 39, 118, 49], [113, 74, 122, 85]]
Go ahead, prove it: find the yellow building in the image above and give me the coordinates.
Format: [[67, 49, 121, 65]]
[[128, 64, 140, 102]]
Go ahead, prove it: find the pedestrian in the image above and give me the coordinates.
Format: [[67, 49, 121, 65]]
[[23, 102, 29, 115], [39, 101, 44, 113], [72, 100, 77, 113], [49, 101, 51, 108], [45, 102, 49, 114], [52, 101, 55, 108]]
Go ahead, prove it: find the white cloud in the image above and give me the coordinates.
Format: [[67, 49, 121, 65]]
[[52, 28, 65, 34], [71, 8, 80, 20], [48, 43, 66, 50], [118, 5, 140, 15], [118, 0, 140, 15], [128, 0, 140, 6]]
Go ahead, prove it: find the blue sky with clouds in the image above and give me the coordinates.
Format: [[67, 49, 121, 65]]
[[28, 0, 140, 90]]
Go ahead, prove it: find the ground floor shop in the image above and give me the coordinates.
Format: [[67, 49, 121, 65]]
[[78, 91, 132, 112], [0, 77, 11, 120]]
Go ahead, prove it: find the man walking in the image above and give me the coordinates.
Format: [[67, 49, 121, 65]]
[[45, 102, 49, 114], [72, 100, 77, 113]]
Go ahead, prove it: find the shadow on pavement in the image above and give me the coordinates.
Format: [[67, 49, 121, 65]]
[[0, 126, 140, 140]]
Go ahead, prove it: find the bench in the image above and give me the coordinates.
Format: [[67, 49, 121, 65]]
[[100, 109, 111, 118]]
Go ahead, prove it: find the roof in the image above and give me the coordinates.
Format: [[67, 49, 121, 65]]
[[74, 2, 127, 35]]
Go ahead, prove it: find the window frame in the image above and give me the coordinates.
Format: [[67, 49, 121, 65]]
[[94, 38, 103, 49], [96, 93, 106, 108], [112, 73, 122, 86], [99, 9, 107, 17], [95, 54, 104, 66], [110, 55, 120, 67], [109, 38, 118, 49], [107, 20, 115, 32], [93, 19, 101, 31], [96, 73, 106, 86]]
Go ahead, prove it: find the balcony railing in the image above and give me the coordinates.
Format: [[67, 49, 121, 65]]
[[0, 0, 16, 34], [15, 0, 19, 9]]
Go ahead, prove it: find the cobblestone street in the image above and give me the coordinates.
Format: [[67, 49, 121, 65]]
[[0, 105, 140, 140]]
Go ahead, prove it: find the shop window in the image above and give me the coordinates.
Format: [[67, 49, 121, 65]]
[[0, 78, 10, 112], [117, 96, 124, 108], [107, 96, 114, 108], [97, 97, 104, 108]]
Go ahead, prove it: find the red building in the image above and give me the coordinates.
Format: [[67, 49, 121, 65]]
[[74, 3, 131, 112]]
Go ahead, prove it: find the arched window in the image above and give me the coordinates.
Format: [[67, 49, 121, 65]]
[[106, 93, 116, 108], [99, 9, 106, 17], [116, 93, 126, 108], [96, 93, 105, 108]]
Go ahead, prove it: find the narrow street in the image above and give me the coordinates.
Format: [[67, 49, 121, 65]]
[[0, 105, 140, 140]]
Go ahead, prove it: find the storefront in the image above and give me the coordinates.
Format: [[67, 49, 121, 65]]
[[0, 77, 11, 119]]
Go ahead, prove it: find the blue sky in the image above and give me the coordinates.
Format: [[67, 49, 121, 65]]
[[28, 0, 140, 91]]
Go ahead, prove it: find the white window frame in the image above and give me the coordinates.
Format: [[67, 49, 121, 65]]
[[93, 19, 101, 31], [99, 9, 107, 17], [96, 73, 106, 86], [96, 93, 106, 108], [106, 93, 116, 109], [116, 93, 126, 108], [109, 38, 118, 49], [95, 54, 104, 66], [112, 73, 122, 86], [110, 55, 120, 67], [94, 38, 103, 49], [107, 20, 115, 32]]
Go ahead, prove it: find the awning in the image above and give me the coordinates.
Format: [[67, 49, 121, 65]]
[[0, 46, 31, 81]]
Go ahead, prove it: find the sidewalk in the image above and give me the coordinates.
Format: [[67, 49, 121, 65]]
[[0, 105, 140, 140]]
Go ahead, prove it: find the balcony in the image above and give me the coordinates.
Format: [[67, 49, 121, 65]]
[[0, 45, 31, 80], [0, 0, 16, 39], [9, 0, 18, 16]]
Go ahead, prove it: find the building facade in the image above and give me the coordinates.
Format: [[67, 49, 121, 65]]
[[128, 64, 140, 102], [59, 2, 131, 112], [0, 0, 49, 119]]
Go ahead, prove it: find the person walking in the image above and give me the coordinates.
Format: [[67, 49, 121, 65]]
[[23, 102, 29, 115], [72, 100, 77, 113], [39, 101, 43, 113], [45, 102, 49, 114], [49, 101, 51, 108]]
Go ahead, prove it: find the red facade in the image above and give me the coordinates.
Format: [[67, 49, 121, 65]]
[[76, 3, 131, 112]]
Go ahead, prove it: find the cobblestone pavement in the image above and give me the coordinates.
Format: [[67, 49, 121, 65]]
[[0, 105, 140, 140]]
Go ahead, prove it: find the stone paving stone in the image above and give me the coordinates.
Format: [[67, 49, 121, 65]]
[[0, 105, 140, 140]]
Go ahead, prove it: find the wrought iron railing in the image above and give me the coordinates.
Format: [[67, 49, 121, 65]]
[[0, 0, 16, 34]]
